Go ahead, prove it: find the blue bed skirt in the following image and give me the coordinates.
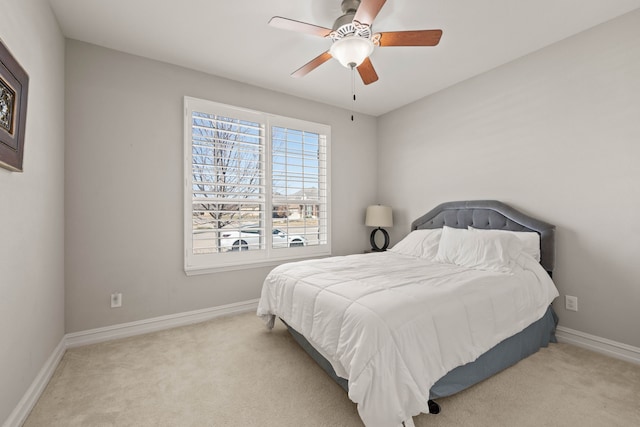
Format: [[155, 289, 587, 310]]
[[283, 306, 558, 400]]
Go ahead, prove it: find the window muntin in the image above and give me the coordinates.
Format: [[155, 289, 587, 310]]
[[184, 97, 330, 273]]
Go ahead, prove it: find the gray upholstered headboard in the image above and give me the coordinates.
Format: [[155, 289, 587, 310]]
[[411, 200, 555, 274]]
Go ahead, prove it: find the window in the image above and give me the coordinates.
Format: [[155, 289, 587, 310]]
[[184, 97, 330, 274]]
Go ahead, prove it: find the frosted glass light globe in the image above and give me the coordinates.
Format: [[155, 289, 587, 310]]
[[329, 36, 374, 68]]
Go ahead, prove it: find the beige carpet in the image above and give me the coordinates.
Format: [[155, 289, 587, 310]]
[[25, 312, 640, 427]]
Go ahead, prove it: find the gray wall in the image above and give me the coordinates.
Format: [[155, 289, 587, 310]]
[[378, 10, 640, 348], [0, 0, 65, 423], [64, 40, 378, 333]]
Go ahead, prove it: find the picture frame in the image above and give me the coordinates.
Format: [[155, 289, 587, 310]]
[[0, 38, 29, 172]]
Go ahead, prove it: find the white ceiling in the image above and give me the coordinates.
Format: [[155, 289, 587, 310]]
[[49, 0, 640, 116]]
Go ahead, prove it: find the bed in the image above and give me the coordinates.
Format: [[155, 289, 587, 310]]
[[257, 200, 559, 427]]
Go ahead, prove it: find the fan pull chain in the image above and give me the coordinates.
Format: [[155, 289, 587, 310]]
[[351, 65, 356, 121]]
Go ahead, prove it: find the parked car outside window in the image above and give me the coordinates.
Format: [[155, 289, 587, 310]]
[[220, 225, 306, 251]]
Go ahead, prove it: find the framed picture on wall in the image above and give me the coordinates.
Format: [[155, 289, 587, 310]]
[[0, 38, 29, 172]]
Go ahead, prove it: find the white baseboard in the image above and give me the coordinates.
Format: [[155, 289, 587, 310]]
[[66, 298, 260, 348], [3, 299, 260, 427], [2, 338, 66, 427], [555, 326, 640, 365]]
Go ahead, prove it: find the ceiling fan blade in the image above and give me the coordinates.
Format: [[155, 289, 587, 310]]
[[357, 57, 379, 85], [291, 51, 333, 78], [378, 30, 443, 47], [269, 16, 332, 37], [353, 0, 387, 26]]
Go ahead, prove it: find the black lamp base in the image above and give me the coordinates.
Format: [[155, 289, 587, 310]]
[[370, 227, 390, 252]]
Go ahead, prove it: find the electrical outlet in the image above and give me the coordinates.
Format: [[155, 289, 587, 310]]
[[111, 292, 122, 308], [565, 295, 578, 312]]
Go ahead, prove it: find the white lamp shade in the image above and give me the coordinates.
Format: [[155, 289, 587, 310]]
[[365, 205, 393, 228], [329, 36, 374, 68]]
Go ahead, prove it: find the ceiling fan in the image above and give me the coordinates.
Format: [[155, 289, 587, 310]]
[[269, 0, 443, 85]]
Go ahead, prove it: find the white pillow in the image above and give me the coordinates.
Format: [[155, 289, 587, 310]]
[[390, 229, 442, 259], [468, 227, 540, 262], [435, 226, 523, 273]]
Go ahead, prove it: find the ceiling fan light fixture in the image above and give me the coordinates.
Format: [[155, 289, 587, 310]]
[[330, 36, 374, 69], [269, 0, 443, 84]]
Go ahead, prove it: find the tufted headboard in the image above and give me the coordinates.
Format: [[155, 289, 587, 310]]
[[411, 200, 555, 274]]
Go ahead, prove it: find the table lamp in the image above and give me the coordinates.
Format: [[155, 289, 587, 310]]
[[365, 205, 393, 251]]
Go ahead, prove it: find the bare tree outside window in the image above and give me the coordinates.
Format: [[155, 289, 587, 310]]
[[191, 112, 264, 253]]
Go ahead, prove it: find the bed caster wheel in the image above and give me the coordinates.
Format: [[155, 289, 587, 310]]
[[428, 399, 440, 414]]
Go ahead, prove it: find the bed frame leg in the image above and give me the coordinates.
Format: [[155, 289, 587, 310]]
[[399, 401, 441, 426]]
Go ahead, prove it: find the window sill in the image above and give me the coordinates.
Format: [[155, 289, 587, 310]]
[[184, 252, 332, 276]]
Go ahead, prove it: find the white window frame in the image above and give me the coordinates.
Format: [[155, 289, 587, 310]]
[[184, 97, 331, 274]]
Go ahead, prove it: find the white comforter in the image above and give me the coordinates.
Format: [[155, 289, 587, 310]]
[[257, 252, 559, 427]]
